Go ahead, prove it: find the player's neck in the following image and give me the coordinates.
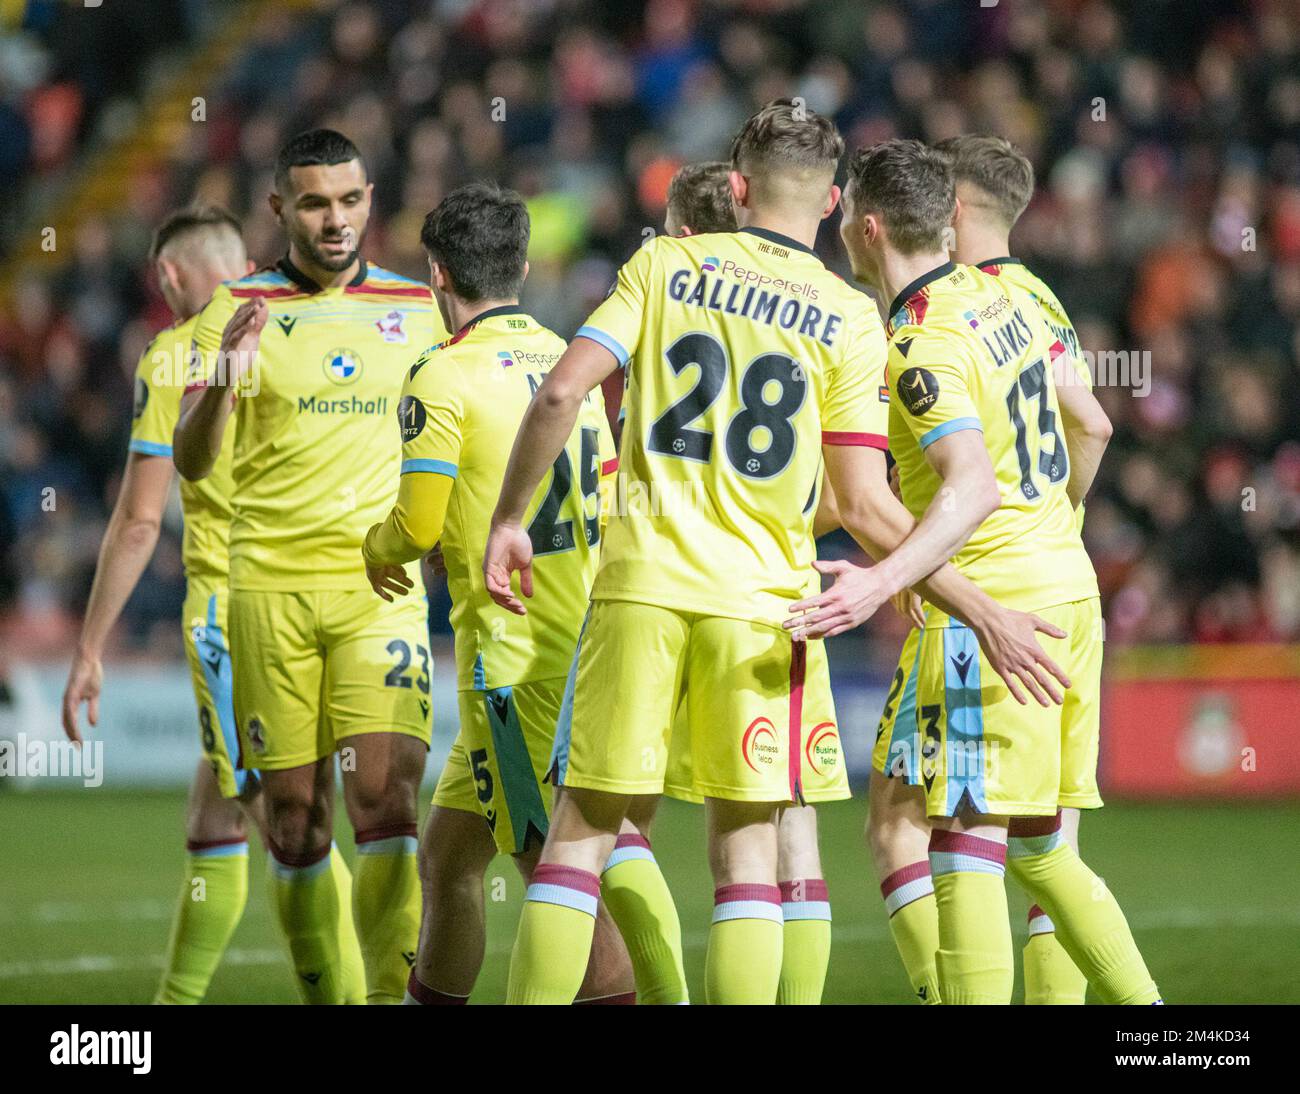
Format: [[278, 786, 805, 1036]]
[[879, 249, 952, 311], [448, 297, 520, 334], [955, 226, 1012, 267], [744, 211, 821, 251], [288, 245, 361, 290]]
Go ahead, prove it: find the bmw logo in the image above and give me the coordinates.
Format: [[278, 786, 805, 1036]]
[[323, 348, 364, 385]]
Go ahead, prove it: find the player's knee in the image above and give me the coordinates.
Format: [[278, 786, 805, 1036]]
[[264, 792, 330, 858], [185, 796, 247, 845]]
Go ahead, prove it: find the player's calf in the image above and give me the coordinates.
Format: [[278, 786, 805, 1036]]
[[406, 805, 498, 1005], [704, 798, 783, 1005], [506, 786, 627, 1004], [866, 769, 941, 1003], [776, 805, 831, 1005]]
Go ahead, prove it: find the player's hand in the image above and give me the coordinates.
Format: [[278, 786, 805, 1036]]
[[61, 651, 103, 745], [893, 587, 925, 629], [217, 298, 268, 388], [888, 462, 901, 501], [483, 520, 534, 616], [784, 558, 890, 639], [366, 562, 414, 602], [971, 607, 1071, 707], [425, 543, 447, 579]]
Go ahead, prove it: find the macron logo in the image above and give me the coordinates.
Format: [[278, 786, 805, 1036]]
[[701, 256, 719, 272], [50, 1026, 151, 1075]]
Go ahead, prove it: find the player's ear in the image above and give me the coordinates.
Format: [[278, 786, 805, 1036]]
[[268, 190, 283, 220], [520, 259, 530, 284], [822, 184, 842, 221], [728, 169, 748, 208], [951, 194, 963, 227]]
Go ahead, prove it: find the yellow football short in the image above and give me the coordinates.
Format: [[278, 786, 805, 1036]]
[[182, 579, 247, 798], [229, 588, 433, 771], [431, 677, 563, 855], [551, 599, 848, 804], [913, 598, 1104, 818], [661, 630, 847, 804], [871, 625, 923, 785]]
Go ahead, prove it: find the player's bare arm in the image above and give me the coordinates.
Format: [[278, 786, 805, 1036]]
[[173, 298, 267, 481], [791, 444, 1069, 704], [62, 452, 174, 743], [1050, 347, 1113, 510], [485, 336, 618, 614]]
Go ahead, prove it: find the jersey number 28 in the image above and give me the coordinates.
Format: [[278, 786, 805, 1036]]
[[647, 331, 806, 478]]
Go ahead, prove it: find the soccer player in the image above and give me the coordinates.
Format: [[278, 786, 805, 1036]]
[[484, 101, 1061, 1005], [939, 133, 1107, 1003], [60, 206, 366, 1004], [359, 181, 637, 1004], [803, 138, 1160, 1004], [654, 158, 846, 1004], [173, 130, 446, 1004], [866, 135, 1114, 1006]]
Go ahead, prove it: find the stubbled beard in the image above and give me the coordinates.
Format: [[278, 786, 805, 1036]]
[[290, 223, 360, 273]]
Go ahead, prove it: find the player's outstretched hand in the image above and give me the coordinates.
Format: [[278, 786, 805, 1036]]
[[424, 543, 447, 579], [217, 298, 268, 387], [784, 558, 890, 639], [366, 561, 414, 602], [973, 607, 1071, 707], [892, 587, 926, 629], [61, 651, 102, 745], [483, 521, 534, 616]]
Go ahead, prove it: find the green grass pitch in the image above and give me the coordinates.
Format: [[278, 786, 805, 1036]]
[[1, 789, 1296, 1003]]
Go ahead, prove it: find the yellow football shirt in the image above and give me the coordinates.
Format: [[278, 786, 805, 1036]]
[[885, 261, 1098, 613], [190, 257, 447, 591], [130, 314, 233, 581], [398, 307, 615, 691], [577, 227, 888, 624], [978, 257, 1090, 386]]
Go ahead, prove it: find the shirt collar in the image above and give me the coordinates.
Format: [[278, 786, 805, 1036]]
[[276, 253, 369, 293], [976, 255, 1022, 271], [456, 303, 526, 337], [887, 261, 956, 321], [740, 225, 818, 257]]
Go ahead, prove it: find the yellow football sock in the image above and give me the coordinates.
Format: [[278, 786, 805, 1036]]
[[1008, 818, 1160, 1005], [353, 825, 421, 1004], [929, 831, 1013, 1005], [706, 885, 783, 1004], [268, 841, 345, 1004], [329, 846, 367, 1005], [880, 862, 941, 1004], [777, 879, 831, 1005], [507, 865, 600, 1004], [1024, 905, 1087, 1004], [153, 839, 249, 1004], [601, 835, 688, 1004]]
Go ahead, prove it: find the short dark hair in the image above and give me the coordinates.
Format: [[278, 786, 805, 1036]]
[[731, 99, 844, 177], [274, 128, 364, 191], [932, 134, 1035, 227], [420, 182, 529, 302], [149, 204, 242, 260], [666, 161, 736, 234], [845, 139, 954, 255]]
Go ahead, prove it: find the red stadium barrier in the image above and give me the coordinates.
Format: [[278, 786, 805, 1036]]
[[1101, 645, 1300, 798]]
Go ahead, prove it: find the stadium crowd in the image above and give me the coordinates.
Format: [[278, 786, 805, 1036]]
[[1, 0, 1298, 661]]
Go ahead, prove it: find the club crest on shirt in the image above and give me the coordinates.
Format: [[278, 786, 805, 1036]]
[[897, 366, 939, 416], [376, 310, 408, 344], [322, 348, 364, 385]]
